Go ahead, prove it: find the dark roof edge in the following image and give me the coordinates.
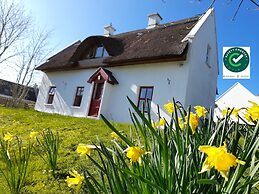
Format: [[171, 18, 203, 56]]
[[40, 52, 187, 73]]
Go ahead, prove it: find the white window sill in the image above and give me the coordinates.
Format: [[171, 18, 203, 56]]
[[44, 103, 54, 106], [71, 106, 81, 109]]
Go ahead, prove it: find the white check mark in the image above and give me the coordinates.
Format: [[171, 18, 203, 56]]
[[232, 54, 244, 63]]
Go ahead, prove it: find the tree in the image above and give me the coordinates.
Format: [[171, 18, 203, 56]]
[[0, 0, 30, 64], [0, 0, 50, 107], [10, 30, 50, 107]]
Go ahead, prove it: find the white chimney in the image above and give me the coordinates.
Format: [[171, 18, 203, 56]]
[[147, 13, 163, 29], [104, 24, 116, 36]]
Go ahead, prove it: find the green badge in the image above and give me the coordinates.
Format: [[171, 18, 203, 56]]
[[223, 47, 249, 72]]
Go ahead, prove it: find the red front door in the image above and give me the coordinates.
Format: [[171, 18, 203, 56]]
[[88, 82, 104, 117]]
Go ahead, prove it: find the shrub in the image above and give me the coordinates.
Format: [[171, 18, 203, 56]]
[[34, 129, 60, 178], [0, 134, 31, 194]]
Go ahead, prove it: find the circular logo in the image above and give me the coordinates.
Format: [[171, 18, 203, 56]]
[[223, 47, 249, 72]]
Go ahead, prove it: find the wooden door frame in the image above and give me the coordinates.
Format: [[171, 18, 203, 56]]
[[87, 80, 106, 118]]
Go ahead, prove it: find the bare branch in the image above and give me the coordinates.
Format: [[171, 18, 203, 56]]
[[0, 0, 30, 64], [250, 0, 259, 7]]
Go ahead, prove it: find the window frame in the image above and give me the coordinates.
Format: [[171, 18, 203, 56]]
[[73, 86, 84, 107], [47, 86, 56, 104], [137, 86, 154, 113]]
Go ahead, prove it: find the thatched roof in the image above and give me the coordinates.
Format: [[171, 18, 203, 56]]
[[37, 15, 200, 72]]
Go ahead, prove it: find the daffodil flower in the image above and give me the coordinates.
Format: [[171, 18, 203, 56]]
[[111, 132, 120, 140], [194, 106, 207, 118], [244, 101, 259, 122], [164, 102, 174, 114], [159, 118, 166, 126], [76, 144, 96, 156], [4, 132, 13, 142], [126, 146, 145, 164], [65, 170, 84, 194], [185, 112, 199, 134], [152, 120, 158, 128], [199, 142, 245, 181], [222, 108, 240, 118], [152, 118, 166, 129], [30, 131, 39, 139], [178, 117, 185, 130]]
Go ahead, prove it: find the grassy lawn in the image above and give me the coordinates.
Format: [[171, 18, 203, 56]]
[[0, 106, 130, 193]]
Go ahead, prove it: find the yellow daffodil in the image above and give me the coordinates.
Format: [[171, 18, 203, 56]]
[[159, 118, 166, 126], [185, 112, 199, 134], [30, 131, 39, 139], [152, 120, 158, 128], [199, 142, 245, 181], [178, 117, 185, 130], [4, 133, 13, 142], [194, 106, 207, 118], [244, 101, 259, 122], [111, 132, 120, 140], [65, 170, 84, 194], [126, 146, 145, 164], [164, 102, 174, 114], [222, 108, 240, 117], [76, 144, 93, 156], [152, 118, 166, 129]]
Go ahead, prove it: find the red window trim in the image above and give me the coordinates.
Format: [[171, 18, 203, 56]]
[[137, 86, 154, 113]]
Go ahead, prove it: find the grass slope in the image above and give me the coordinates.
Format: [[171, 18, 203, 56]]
[[0, 106, 129, 193]]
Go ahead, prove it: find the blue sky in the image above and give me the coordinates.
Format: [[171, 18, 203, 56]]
[[18, 0, 259, 96]]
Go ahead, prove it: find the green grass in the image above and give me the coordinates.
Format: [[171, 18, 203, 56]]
[[0, 106, 130, 193]]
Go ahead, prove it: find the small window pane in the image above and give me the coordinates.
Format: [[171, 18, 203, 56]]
[[77, 87, 84, 96], [103, 48, 109, 57], [144, 100, 151, 112], [146, 88, 153, 99], [95, 47, 103, 58], [47, 86, 56, 104], [138, 100, 145, 111], [73, 87, 84, 107], [49, 87, 56, 95], [139, 88, 147, 99]]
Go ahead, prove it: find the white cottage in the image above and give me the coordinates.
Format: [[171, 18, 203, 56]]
[[35, 8, 218, 123]]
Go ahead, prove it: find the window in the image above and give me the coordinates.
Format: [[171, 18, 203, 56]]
[[73, 87, 84, 107], [47, 86, 56, 104], [95, 46, 109, 58], [137, 86, 154, 113], [86, 45, 109, 59]]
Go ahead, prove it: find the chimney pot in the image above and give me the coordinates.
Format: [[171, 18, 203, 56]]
[[147, 13, 163, 29], [104, 24, 116, 36]]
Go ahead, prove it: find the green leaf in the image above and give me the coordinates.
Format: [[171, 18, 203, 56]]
[[197, 179, 220, 185]]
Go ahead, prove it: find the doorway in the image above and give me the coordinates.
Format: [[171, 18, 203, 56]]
[[88, 82, 104, 117]]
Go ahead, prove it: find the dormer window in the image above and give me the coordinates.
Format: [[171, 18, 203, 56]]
[[86, 45, 109, 59]]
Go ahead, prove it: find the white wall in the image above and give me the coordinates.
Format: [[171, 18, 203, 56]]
[[35, 61, 190, 123], [184, 9, 218, 110], [100, 62, 190, 122], [35, 69, 96, 117]]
